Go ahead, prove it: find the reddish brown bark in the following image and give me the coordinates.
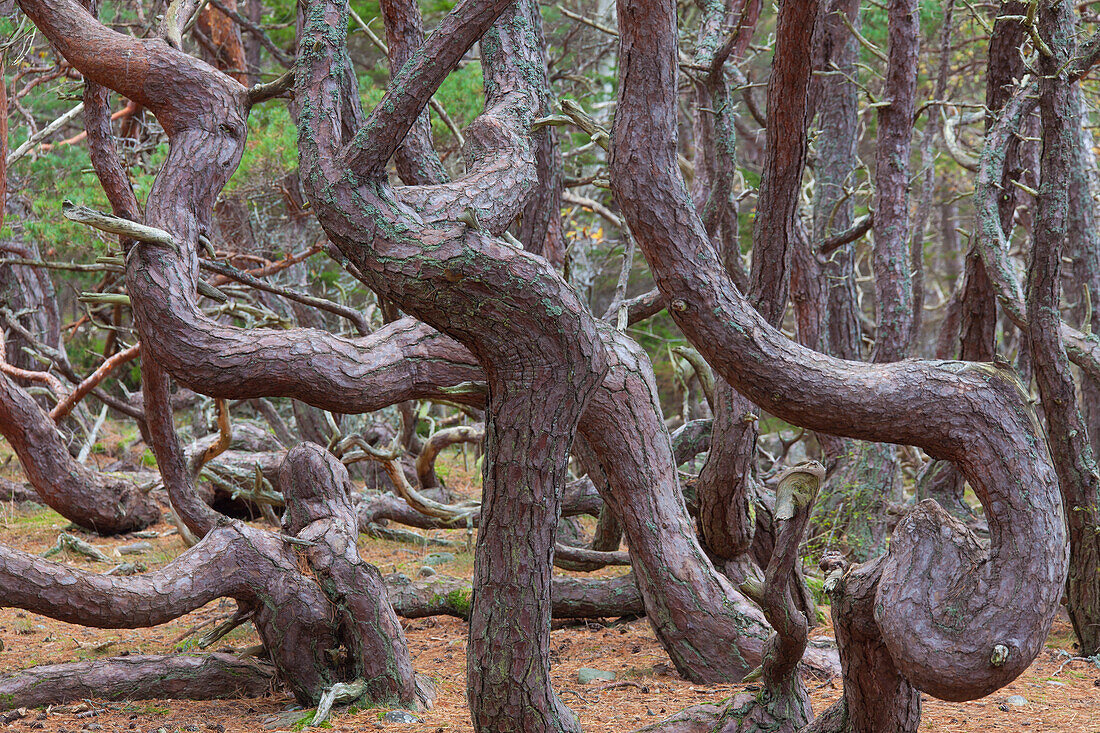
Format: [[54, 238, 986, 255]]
[[49, 343, 140, 421], [690, 0, 754, 281], [0, 370, 160, 534], [379, 0, 447, 186], [870, 0, 918, 363], [579, 331, 839, 682], [611, 0, 1066, 720], [0, 654, 275, 709], [696, 0, 819, 567], [820, 554, 921, 732], [196, 1, 249, 85], [279, 443, 419, 706], [516, 0, 566, 266], [1029, 0, 1100, 657], [0, 59, 6, 233], [294, 4, 607, 727], [807, 0, 861, 471], [710, 463, 823, 733], [749, 0, 819, 327]]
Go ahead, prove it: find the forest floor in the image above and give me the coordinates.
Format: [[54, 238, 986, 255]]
[[0, 445, 1097, 732]]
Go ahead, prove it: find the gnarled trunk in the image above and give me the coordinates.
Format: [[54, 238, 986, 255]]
[[0, 370, 160, 534], [611, 1, 1066, 727]]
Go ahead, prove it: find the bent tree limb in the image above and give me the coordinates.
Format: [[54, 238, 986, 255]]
[[696, 0, 819, 570], [0, 522, 338, 705], [0, 443, 421, 711], [611, 0, 1066, 721], [581, 329, 840, 682], [296, 3, 608, 728], [0, 370, 160, 534], [712, 462, 824, 733], [17, 0, 838, 703]]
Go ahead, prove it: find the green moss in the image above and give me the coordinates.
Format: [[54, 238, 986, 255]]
[[443, 588, 472, 616]]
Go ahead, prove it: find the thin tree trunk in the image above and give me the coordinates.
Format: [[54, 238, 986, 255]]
[[380, 0, 448, 186], [871, 0, 919, 363], [827, 0, 920, 559], [1066, 85, 1100, 463], [1030, 0, 1100, 656], [696, 0, 819, 566], [709, 464, 823, 733]]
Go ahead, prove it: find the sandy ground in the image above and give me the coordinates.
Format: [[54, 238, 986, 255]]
[[0, 501, 1095, 733]]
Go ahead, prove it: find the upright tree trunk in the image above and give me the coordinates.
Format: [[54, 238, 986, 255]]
[[818, 555, 921, 732], [515, 0, 566, 266], [696, 0, 819, 571], [1030, 0, 1100, 656], [195, 1, 248, 85], [1066, 84, 1100, 463], [823, 0, 921, 560], [812, 0, 862, 367], [870, 0, 918, 364], [932, 7, 1019, 511], [295, 3, 608, 729]]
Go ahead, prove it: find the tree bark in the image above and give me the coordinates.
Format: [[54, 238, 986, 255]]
[[580, 331, 840, 682], [611, 0, 1066, 714], [379, 0, 448, 186], [822, 555, 921, 733], [709, 463, 824, 733], [0, 370, 161, 534], [385, 572, 646, 620], [196, 0, 248, 85], [0, 654, 275, 709], [1066, 85, 1100, 463], [696, 0, 819, 568], [870, 0, 919, 363], [296, 3, 605, 729], [280, 443, 419, 707], [1029, 0, 1100, 656]]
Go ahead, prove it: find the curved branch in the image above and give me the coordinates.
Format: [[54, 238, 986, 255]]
[[336, 0, 514, 178], [49, 343, 140, 421], [378, 0, 448, 185], [818, 214, 872, 256], [0, 370, 160, 534], [416, 424, 484, 490], [611, 0, 1066, 703]]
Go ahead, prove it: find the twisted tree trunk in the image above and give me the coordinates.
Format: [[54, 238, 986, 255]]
[[612, 4, 1066, 730], [0, 370, 160, 534], [16, 0, 841, 697]]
